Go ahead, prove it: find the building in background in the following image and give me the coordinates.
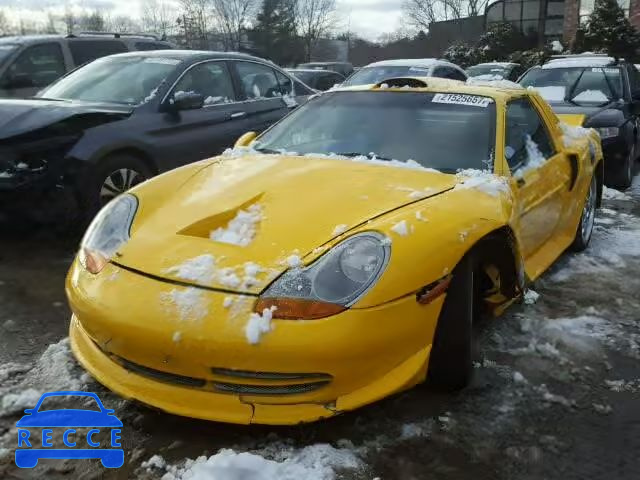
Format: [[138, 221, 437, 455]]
[[485, 0, 640, 47]]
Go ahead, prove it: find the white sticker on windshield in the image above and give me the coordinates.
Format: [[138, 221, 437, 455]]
[[143, 58, 180, 65], [432, 93, 492, 107], [591, 67, 618, 74]]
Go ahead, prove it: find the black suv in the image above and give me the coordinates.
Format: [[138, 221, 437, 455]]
[[519, 54, 640, 188], [0, 33, 173, 98], [0, 50, 313, 224]]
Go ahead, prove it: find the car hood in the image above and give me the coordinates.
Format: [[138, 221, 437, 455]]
[[550, 103, 624, 128], [0, 99, 133, 140], [117, 154, 458, 293], [16, 409, 122, 427]]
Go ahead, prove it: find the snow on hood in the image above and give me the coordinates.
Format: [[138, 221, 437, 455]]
[[117, 154, 459, 293]]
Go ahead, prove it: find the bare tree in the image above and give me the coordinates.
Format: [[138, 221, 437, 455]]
[[105, 14, 142, 33], [0, 10, 12, 36], [210, 0, 259, 50], [178, 0, 210, 48], [141, 0, 177, 36], [45, 12, 59, 34], [63, 7, 75, 35], [297, 0, 336, 61], [402, 0, 489, 31]]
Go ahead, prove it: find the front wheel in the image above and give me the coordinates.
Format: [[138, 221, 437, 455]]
[[571, 173, 597, 252], [611, 146, 634, 189], [427, 255, 475, 390]]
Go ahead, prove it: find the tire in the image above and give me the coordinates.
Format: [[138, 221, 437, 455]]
[[571, 173, 597, 252], [427, 254, 475, 390], [83, 153, 153, 220], [611, 145, 634, 189]]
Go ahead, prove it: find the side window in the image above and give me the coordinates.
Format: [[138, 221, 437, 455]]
[[68, 40, 127, 66], [275, 69, 293, 95], [448, 68, 467, 81], [236, 61, 281, 99], [8, 43, 66, 88], [626, 64, 640, 95], [316, 73, 336, 91], [173, 62, 235, 105], [432, 67, 447, 78], [505, 98, 555, 170]]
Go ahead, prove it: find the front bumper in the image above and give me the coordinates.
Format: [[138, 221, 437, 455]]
[[67, 261, 442, 425], [601, 136, 629, 181]]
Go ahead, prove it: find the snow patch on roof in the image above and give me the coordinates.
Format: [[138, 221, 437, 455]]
[[543, 56, 614, 69], [245, 306, 277, 344], [454, 169, 510, 197], [210, 204, 262, 247], [466, 77, 523, 89]]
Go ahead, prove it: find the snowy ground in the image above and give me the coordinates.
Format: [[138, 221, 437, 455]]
[[1, 176, 640, 479]]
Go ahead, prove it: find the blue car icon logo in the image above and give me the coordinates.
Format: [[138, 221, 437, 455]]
[[15, 391, 123, 468]]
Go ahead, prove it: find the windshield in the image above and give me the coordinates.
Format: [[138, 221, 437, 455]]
[[519, 66, 622, 105], [254, 91, 496, 172], [343, 66, 432, 86], [0, 44, 18, 67], [467, 65, 509, 78], [39, 55, 180, 105]]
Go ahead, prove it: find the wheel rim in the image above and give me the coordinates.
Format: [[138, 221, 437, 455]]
[[581, 175, 597, 244], [99, 168, 145, 205]]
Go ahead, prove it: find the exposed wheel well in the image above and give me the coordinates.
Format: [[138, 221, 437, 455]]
[[468, 226, 523, 315], [595, 159, 604, 208]]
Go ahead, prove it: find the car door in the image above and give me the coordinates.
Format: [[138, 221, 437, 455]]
[[506, 97, 572, 259], [149, 60, 252, 167], [231, 60, 292, 133], [625, 64, 640, 153], [0, 42, 66, 98]]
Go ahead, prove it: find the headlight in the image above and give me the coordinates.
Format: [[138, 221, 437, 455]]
[[78, 194, 138, 274], [595, 127, 619, 139], [256, 232, 391, 319]]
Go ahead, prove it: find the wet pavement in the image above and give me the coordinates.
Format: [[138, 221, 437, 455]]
[[1, 178, 639, 479]]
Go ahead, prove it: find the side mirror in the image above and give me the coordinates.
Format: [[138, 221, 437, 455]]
[[234, 131, 257, 148], [170, 91, 204, 111]]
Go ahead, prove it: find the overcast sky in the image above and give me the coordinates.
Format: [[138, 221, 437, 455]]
[[0, 0, 404, 40]]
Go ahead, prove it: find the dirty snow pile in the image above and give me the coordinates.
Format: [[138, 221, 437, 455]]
[[210, 204, 263, 247], [142, 443, 361, 480], [466, 77, 523, 89], [602, 187, 631, 201], [245, 306, 277, 344], [453, 169, 510, 197], [0, 338, 88, 417], [558, 121, 593, 148]]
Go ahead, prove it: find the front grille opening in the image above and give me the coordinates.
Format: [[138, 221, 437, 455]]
[[119, 358, 206, 387], [211, 367, 331, 381], [213, 381, 330, 395]]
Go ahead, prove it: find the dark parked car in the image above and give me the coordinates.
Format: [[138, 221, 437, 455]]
[[0, 50, 313, 224], [297, 62, 354, 78], [287, 68, 345, 91], [519, 54, 640, 188], [0, 33, 173, 99], [466, 62, 524, 81]]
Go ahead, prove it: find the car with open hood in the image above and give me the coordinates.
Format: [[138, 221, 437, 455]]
[[0, 50, 313, 225], [519, 54, 640, 188], [67, 77, 602, 425]]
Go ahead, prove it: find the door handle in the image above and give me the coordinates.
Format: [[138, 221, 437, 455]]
[[230, 111, 246, 119]]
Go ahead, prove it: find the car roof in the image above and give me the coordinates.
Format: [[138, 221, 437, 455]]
[[288, 68, 341, 74], [472, 62, 518, 67], [362, 58, 461, 70], [0, 35, 63, 44], [332, 76, 525, 100], [300, 61, 351, 66], [542, 54, 619, 69], [104, 49, 275, 63]]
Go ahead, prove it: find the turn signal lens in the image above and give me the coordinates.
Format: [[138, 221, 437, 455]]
[[255, 298, 346, 320], [79, 248, 109, 274]]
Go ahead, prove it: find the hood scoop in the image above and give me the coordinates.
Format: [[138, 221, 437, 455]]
[[179, 194, 264, 243]]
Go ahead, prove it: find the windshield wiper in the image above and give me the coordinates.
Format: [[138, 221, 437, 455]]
[[32, 97, 66, 102], [335, 152, 394, 161]]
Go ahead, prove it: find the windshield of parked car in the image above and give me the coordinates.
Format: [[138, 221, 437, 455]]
[[343, 65, 432, 86], [39, 55, 180, 105], [466, 65, 510, 79], [519, 66, 622, 106], [290, 70, 321, 85], [0, 44, 18, 67], [253, 91, 496, 172]]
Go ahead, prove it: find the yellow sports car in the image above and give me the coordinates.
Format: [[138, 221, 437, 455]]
[[67, 77, 603, 425]]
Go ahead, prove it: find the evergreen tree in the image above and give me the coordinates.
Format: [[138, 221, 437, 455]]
[[476, 22, 531, 62], [575, 0, 639, 60], [250, 0, 301, 66], [443, 41, 482, 68]]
